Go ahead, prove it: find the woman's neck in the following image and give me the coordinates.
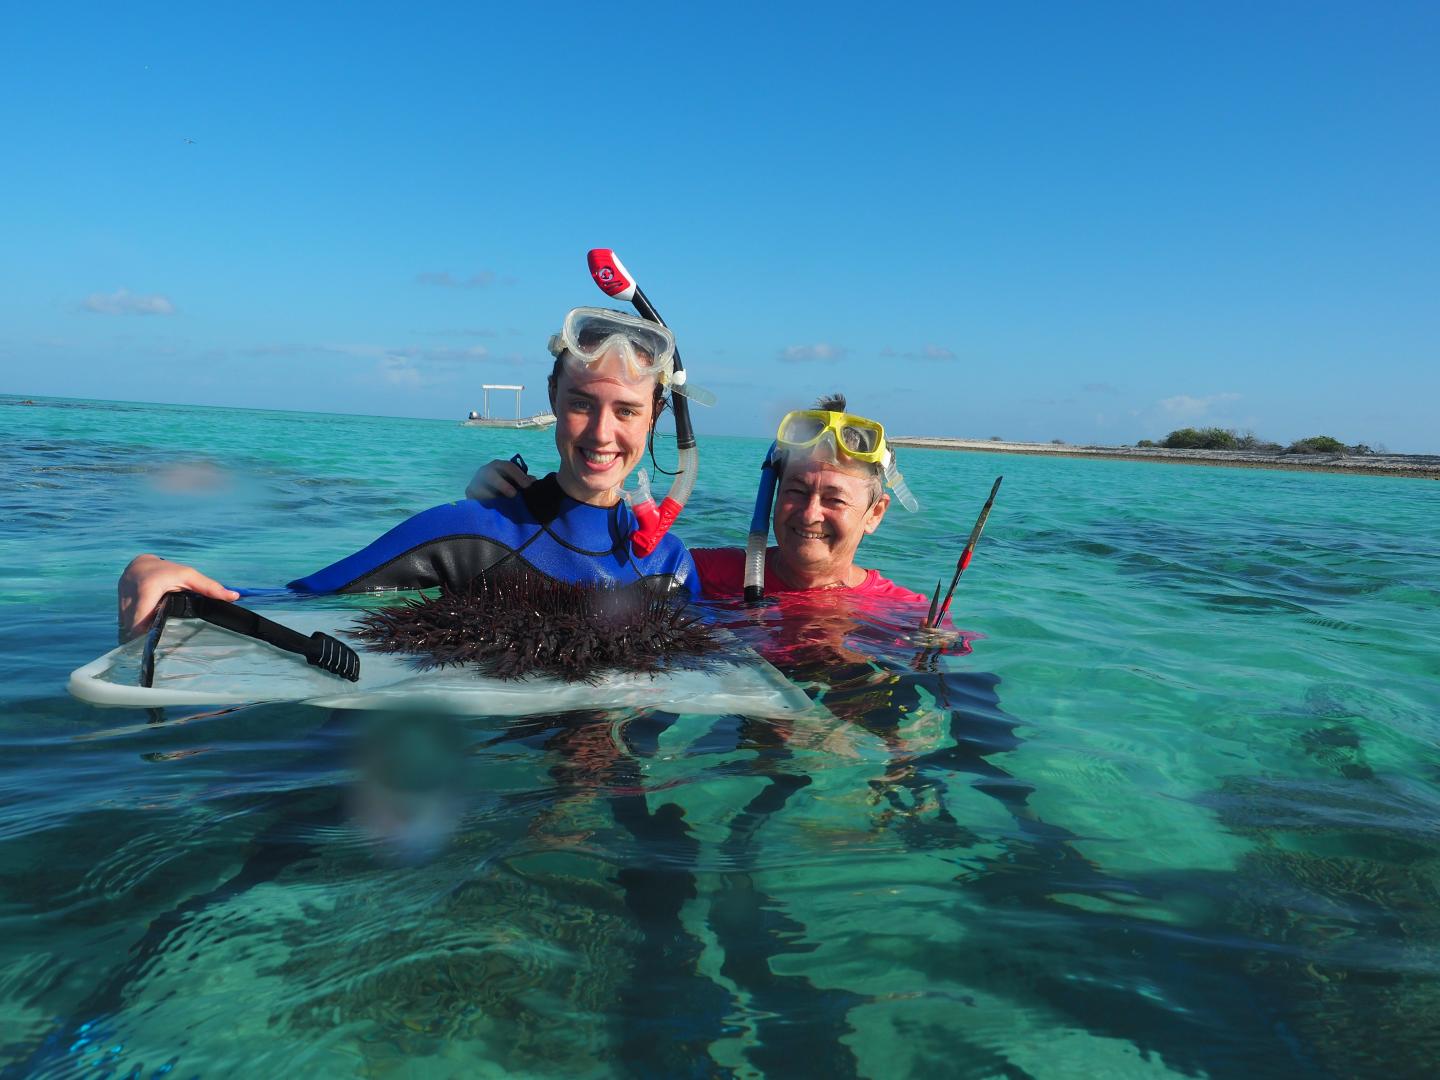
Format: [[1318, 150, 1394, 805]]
[[768, 548, 864, 591], [554, 472, 621, 507]]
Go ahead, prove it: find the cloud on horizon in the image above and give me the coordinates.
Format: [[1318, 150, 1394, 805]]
[[880, 344, 956, 361], [373, 345, 521, 387], [82, 289, 175, 316], [378, 355, 426, 387], [416, 270, 497, 289], [386, 344, 491, 365], [1157, 392, 1241, 419], [780, 343, 846, 363], [243, 342, 383, 360], [244, 342, 500, 367]]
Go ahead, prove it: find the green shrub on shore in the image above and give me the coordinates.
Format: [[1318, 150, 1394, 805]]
[[1151, 429, 1377, 456], [1284, 435, 1364, 455], [1161, 427, 1239, 450]]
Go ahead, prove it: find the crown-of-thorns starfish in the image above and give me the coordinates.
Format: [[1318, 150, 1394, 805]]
[[351, 568, 721, 683]]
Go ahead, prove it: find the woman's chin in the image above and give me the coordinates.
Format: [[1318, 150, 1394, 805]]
[[558, 467, 622, 505]]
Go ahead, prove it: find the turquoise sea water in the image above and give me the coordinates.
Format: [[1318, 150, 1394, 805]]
[[3, 393, 1439, 1077]]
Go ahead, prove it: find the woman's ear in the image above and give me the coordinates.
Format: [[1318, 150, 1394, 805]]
[[863, 494, 890, 535]]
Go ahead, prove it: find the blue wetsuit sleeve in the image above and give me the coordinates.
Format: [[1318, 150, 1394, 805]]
[[287, 501, 519, 594]]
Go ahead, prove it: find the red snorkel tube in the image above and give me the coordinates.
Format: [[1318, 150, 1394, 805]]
[[587, 249, 698, 557]]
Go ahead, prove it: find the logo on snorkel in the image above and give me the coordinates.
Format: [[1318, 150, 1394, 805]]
[[589, 252, 633, 298]]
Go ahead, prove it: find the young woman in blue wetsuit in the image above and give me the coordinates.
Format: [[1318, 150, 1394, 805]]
[[116, 308, 699, 640]]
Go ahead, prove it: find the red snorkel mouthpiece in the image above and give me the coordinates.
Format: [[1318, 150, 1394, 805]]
[[586, 248, 698, 560], [629, 496, 684, 557]]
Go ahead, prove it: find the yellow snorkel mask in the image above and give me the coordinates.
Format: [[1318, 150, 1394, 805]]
[[773, 409, 918, 510], [776, 410, 889, 465]]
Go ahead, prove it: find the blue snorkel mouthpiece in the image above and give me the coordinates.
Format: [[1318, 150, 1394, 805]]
[[743, 441, 780, 604]]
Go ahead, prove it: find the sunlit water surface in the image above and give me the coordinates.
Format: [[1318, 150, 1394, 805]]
[[2, 395, 1439, 1078]]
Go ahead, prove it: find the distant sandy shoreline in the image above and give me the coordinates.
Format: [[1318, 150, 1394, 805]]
[[889, 436, 1440, 480]]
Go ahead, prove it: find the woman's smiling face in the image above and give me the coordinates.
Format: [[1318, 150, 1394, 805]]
[[549, 351, 656, 506], [771, 456, 888, 584]]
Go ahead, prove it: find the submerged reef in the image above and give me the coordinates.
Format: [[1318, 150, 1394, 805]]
[[351, 569, 721, 682]]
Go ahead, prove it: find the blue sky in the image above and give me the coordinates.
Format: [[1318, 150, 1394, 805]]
[[3, 2, 1437, 450]]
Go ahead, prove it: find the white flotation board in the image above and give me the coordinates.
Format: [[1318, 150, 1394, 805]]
[[68, 609, 814, 717]]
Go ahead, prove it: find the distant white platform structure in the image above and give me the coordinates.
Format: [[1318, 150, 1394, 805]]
[[463, 384, 556, 429]]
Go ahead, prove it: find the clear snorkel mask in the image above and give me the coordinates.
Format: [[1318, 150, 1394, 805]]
[[547, 307, 712, 404], [742, 409, 918, 603]]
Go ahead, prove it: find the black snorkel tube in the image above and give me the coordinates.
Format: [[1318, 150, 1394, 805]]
[[586, 249, 698, 557]]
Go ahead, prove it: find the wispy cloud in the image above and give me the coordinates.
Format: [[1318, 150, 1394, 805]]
[[1158, 392, 1241, 419], [880, 344, 956, 361], [1081, 382, 1120, 395], [243, 342, 379, 358], [82, 289, 175, 316], [416, 270, 496, 289], [244, 342, 492, 365], [374, 346, 511, 386], [780, 343, 846, 363], [416, 327, 499, 338], [385, 344, 491, 365], [241, 340, 520, 395], [379, 355, 426, 387]]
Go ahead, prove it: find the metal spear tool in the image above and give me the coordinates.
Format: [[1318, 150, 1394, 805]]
[[924, 476, 1003, 629]]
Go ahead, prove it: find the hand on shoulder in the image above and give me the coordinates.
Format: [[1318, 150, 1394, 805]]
[[466, 458, 534, 502]]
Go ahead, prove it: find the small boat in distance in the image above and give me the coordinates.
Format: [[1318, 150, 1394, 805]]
[[462, 384, 556, 429]]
